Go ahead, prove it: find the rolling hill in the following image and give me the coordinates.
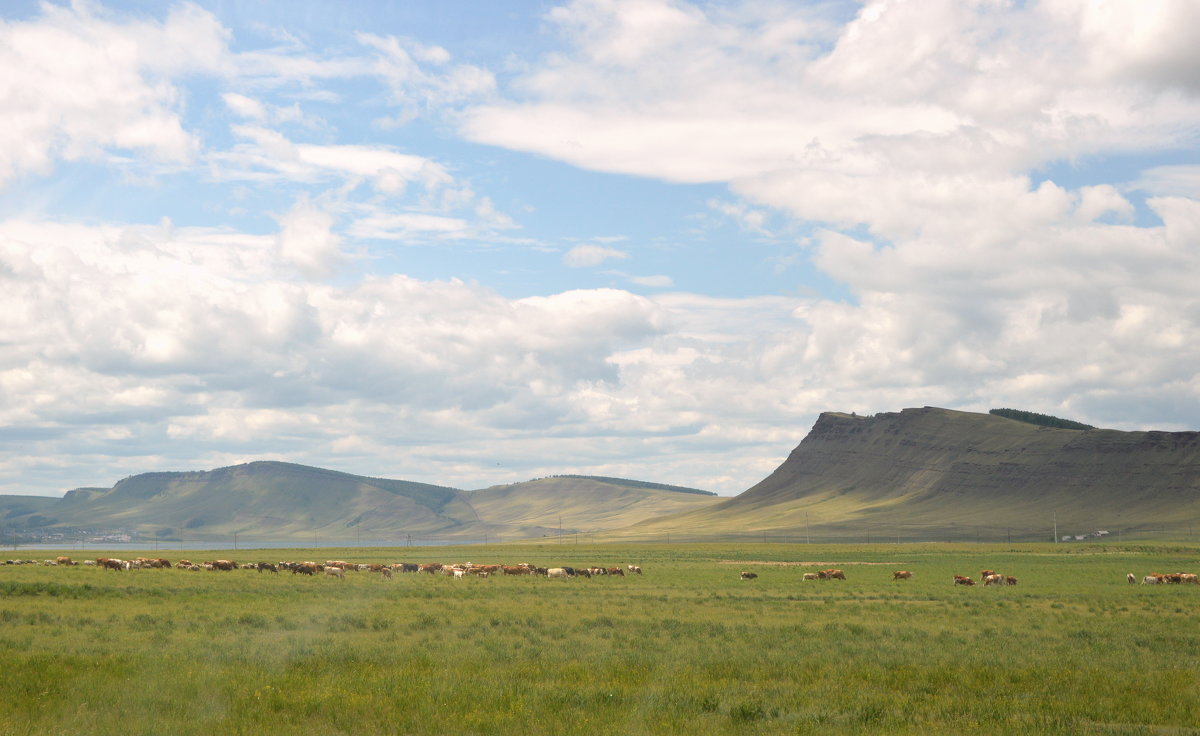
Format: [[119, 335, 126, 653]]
[[0, 462, 719, 543], [467, 476, 720, 538], [619, 407, 1200, 541]]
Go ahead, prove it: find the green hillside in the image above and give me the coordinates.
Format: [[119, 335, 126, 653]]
[[1, 463, 720, 543], [7, 462, 476, 542], [466, 476, 722, 537]]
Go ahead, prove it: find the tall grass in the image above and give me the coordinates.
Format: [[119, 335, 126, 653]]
[[2, 543, 1199, 734]]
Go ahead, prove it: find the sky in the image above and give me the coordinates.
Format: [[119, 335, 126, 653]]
[[2, 0, 1200, 498]]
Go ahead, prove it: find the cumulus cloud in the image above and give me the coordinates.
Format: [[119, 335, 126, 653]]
[[274, 196, 344, 278], [0, 1, 229, 186]]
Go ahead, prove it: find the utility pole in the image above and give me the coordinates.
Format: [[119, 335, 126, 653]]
[[1053, 512, 1058, 543]]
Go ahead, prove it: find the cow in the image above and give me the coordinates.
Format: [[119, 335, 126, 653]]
[[1142, 575, 1163, 585], [376, 567, 393, 579], [99, 558, 126, 571], [1004, 576, 1018, 586], [627, 565, 642, 575], [802, 573, 818, 581], [56, 556, 74, 566], [983, 574, 1003, 586], [419, 563, 443, 575], [324, 566, 345, 580], [980, 570, 995, 581], [256, 562, 278, 574], [1127, 572, 1136, 584], [1181, 573, 1198, 585], [893, 570, 913, 580], [293, 563, 318, 576], [546, 567, 569, 579], [827, 569, 845, 580], [953, 575, 975, 586], [606, 567, 625, 577], [210, 560, 237, 571], [502, 565, 530, 576], [740, 571, 758, 580]]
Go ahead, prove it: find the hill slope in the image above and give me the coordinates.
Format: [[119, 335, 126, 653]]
[[467, 476, 721, 537], [0, 463, 720, 543], [13, 461, 478, 542], [622, 407, 1200, 538]]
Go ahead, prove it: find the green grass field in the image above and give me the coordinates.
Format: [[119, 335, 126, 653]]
[[3, 542, 1200, 735]]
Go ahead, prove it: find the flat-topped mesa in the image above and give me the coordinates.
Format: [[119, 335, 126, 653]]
[[725, 406, 1200, 520]]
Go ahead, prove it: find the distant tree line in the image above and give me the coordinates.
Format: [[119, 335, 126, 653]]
[[989, 408, 1095, 431], [545, 475, 716, 496]]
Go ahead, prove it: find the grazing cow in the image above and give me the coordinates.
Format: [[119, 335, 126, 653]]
[[452, 568, 467, 579], [827, 569, 845, 580], [1004, 576, 1018, 586], [99, 558, 126, 571], [953, 575, 975, 586], [983, 574, 1003, 586], [293, 563, 318, 576], [893, 570, 913, 580], [1181, 573, 1198, 585], [627, 565, 642, 575], [546, 567, 569, 579], [418, 563, 443, 575], [1127, 572, 1136, 584], [256, 562, 278, 574], [502, 565, 530, 576], [606, 567, 625, 577], [1142, 575, 1163, 585], [377, 567, 393, 579], [740, 571, 758, 580], [980, 570, 995, 581], [802, 573, 818, 581], [324, 566, 345, 580], [56, 556, 74, 566], [211, 560, 237, 571]]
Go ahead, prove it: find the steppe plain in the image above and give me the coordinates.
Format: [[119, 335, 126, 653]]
[[3, 541, 1200, 735]]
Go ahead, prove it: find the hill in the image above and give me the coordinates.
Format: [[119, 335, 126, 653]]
[[466, 476, 722, 537], [0, 462, 720, 543], [619, 407, 1200, 540]]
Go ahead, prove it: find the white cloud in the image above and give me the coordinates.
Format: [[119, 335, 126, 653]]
[[630, 275, 673, 288], [0, 1, 229, 186], [274, 196, 344, 278], [563, 243, 630, 267]]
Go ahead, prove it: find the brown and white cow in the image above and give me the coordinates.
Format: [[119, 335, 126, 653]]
[[953, 575, 975, 586], [893, 570, 913, 580]]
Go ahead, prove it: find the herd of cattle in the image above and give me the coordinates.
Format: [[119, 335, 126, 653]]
[[9, 557, 1200, 587], [3, 556, 643, 580]]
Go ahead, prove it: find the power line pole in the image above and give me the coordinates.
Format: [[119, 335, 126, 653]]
[[1053, 512, 1058, 543]]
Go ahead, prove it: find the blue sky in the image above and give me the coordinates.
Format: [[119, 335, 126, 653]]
[[2, 0, 1200, 497]]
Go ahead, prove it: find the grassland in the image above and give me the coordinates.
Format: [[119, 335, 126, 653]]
[[3, 542, 1200, 735]]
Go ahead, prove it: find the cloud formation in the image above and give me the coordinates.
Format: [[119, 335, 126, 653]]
[[2, 0, 1199, 501]]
